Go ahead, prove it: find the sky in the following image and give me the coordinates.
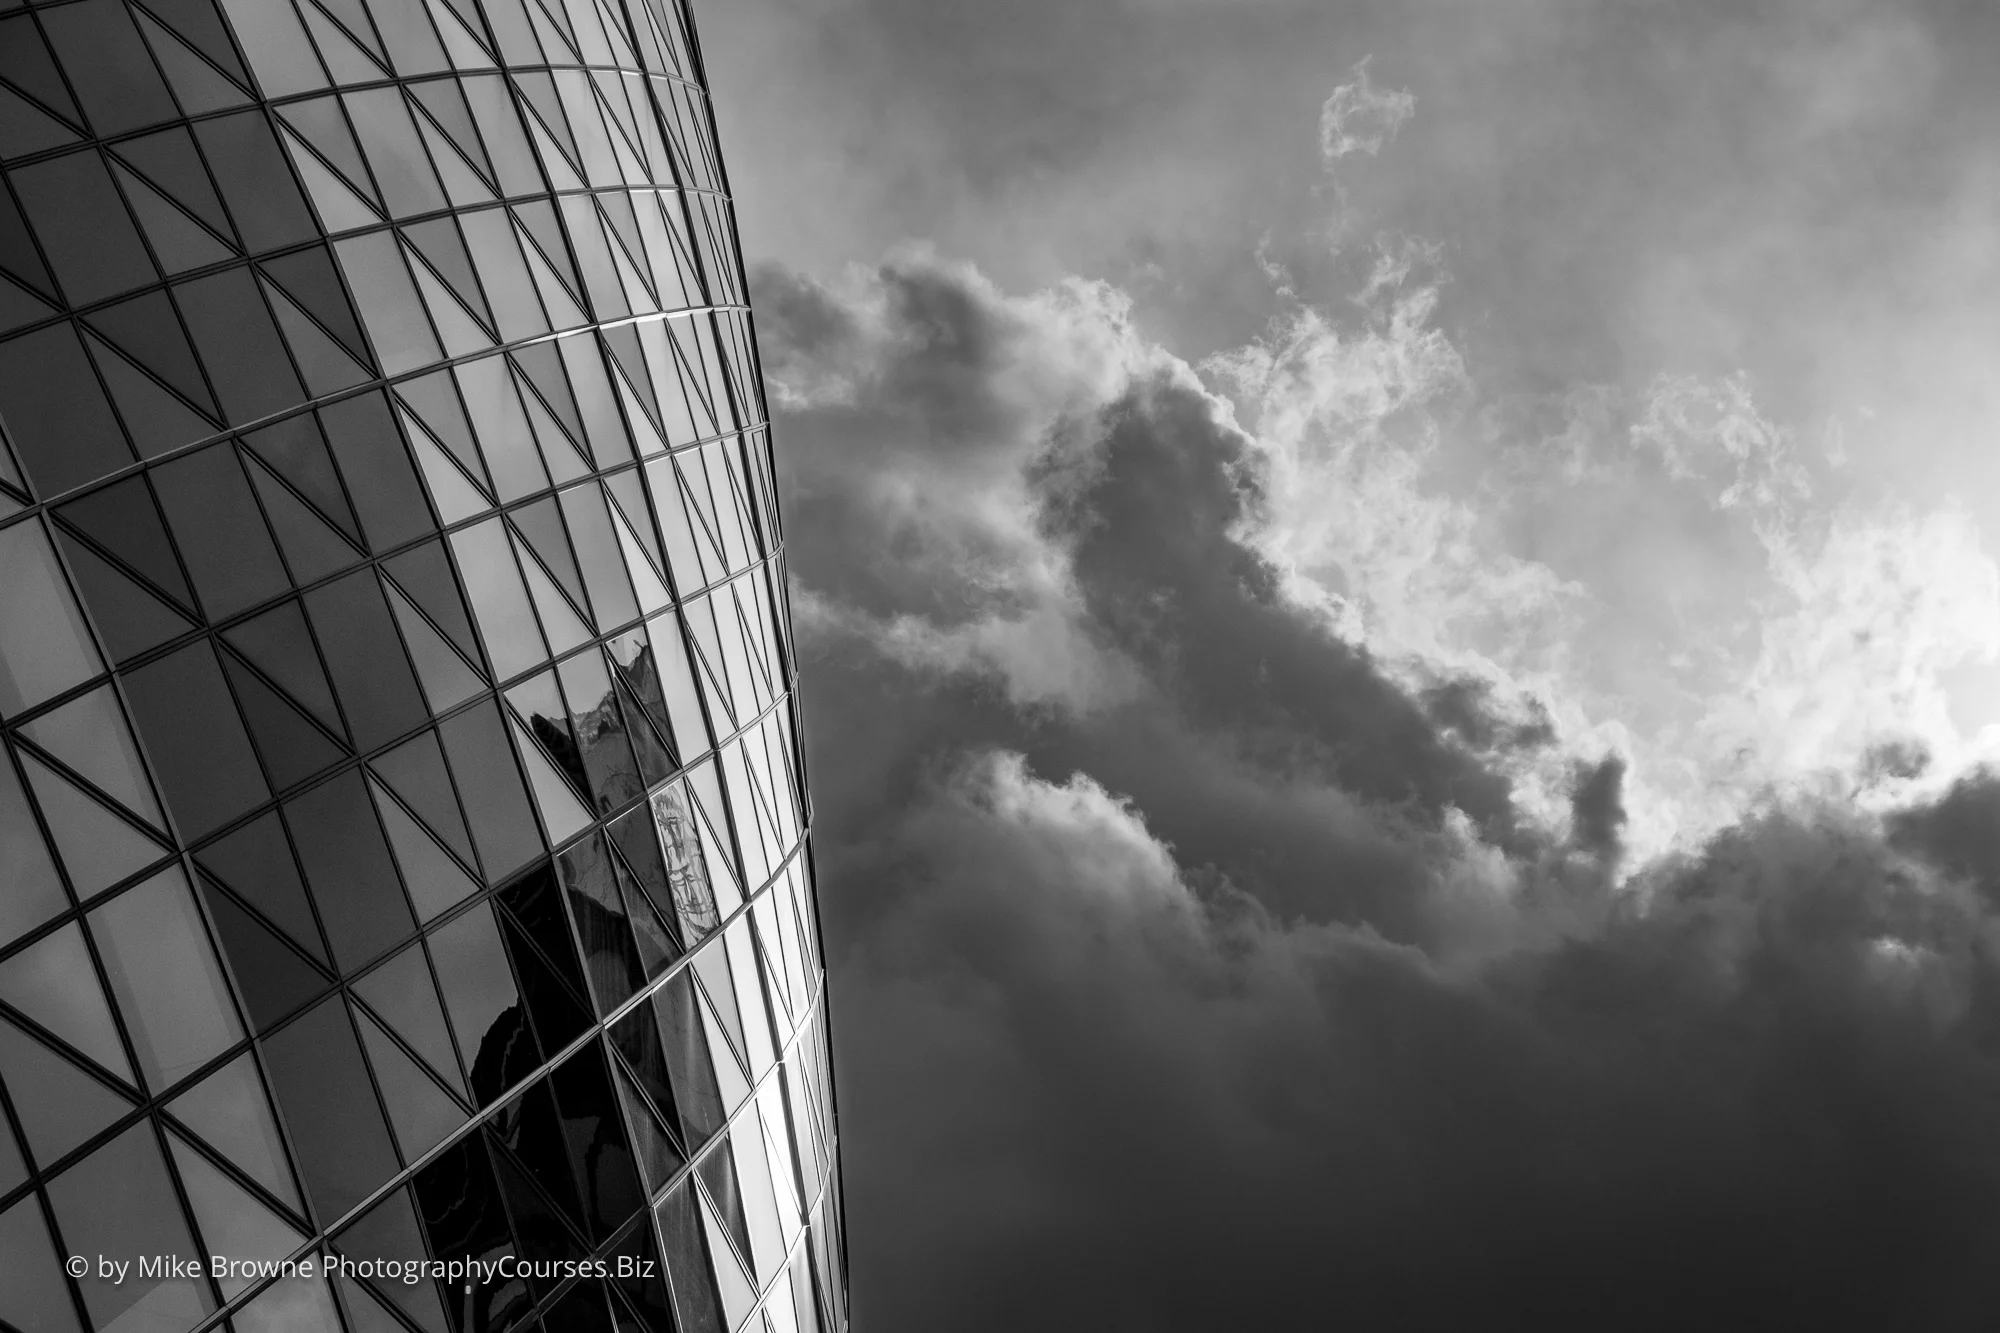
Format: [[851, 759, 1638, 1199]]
[[697, 1, 2000, 1326]]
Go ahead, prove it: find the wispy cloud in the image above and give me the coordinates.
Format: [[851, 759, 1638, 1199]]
[[1318, 56, 1416, 166]]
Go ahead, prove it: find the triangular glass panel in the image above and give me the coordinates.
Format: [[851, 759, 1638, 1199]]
[[592, 0, 640, 66], [677, 453, 731, 577], [411, 105, 496, 207], [167, 1049, 304, 1212], [243, 412, 364, 545], [698, 992, 751, 1120], [395, 372, 487, 486], [351, 942, 463, 1096], [602, 467, 664, 573], [523, 0, 578, 63], [194, 808, 326, 955], [221, 600, 345, 737], [245, 453, 363, 584], [142, 0, 255, 85], [18, 751, 165, 899], [587, 77, 643, 167], [682, 603, 736, 729], [515, 216, 590, 328], [427, 0, 496, 69], [55, 478, 194, 616], [312, 0, 390, 62], [282, 128, 384, 233], [383, 580, 485, 714], [132, 9, 253, 114], [0, 83, 78, 159], [616, 484, 676, 613], [18, 684, 164, 829], [558, 840, 644, 1013], [260, 246, 371, 367], [84, 289, 216, 416], [698, 1186, 759, 1331], [0, 177, 57, 303], [615, 372, 668, 458], [112, 162, 234, 273], [0, 1017, 129, 1166], [277, 98, 376, 200], [615, 673, 676, 785], [112, 125, 233, 237], [612, 1057, 683, 1190], [263, 279, 373, 397], [0, 19, 83, 127], [0, 922, 133, 1081], [382, 542, 483, 668], [404, 239, 494, 357], [355, 1005, 465, 1161], [510, 341, 586, 443], [685, 768, 743, 905], [0, 747, 66, 952], [0, 271, 54, 338], [498, 913, 590, 1050], [602, 325, 658, 423], [369, 730, 476, 866], [409, 78, 490, 180], [636, 623, 707, 771], [197, 876, 332, 1031], [690, 949, 749, 1082], [221, 654, 347, 791], [605, 215, 659, 314], [371, 777, 478, 921], [87, 338, 218, 461], [169, 1134, 308, 1297], [452, 356, 546, 503], [519, 373, 591, 484], [402, 217, 493, 331], [510, 715, 594, 846], [513, 75, 582, 179], [297, 1, 388, 84], [636, 321, 698, 446], [652, 456, 708, 588], [506, 670, 586, 805], [511, 500, 588, 614], [405, 423, 492, 525], [496, 864, 590, 1005], [515, 533, 594, 654]]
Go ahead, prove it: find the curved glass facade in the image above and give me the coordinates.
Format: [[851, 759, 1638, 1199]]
[[0, 2, 845, 1331]]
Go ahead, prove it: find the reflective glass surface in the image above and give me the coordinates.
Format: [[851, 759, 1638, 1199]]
[[0, 2, 841, 1329]]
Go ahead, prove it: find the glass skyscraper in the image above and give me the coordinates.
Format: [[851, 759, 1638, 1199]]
[[0, 1, 845, 1330]]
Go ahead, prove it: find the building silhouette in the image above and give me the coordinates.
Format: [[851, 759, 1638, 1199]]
[[0, 1, 845, 1330]]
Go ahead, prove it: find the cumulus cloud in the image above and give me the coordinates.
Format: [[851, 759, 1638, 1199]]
[[1319, 56, 1417, 165], [754, 240, 2000, 1328], [754, 249, 1164, 710]]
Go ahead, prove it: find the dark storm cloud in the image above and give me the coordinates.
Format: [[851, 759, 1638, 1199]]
[[758, 254, 2000, 1329], [840, 763, 2000, 1330], [1569, 754, 1628, 862], [757, 253, 1540, 932]]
